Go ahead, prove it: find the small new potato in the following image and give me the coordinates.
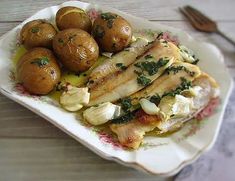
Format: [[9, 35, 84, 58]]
[[17, 48, 61, 95], [53, 29, 99, 72], [92, 12, 132, 53], [20, 19, 57, 49], [56, 6, 92, 32]]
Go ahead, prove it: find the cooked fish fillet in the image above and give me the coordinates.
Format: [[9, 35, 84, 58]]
[[88, 38, 154, 86], [130, 61, 201, 103], [110, 73, 219, 149], [110, 112, 162, 149], [88, 41, 181, 106], [156, 73, 219, 132]]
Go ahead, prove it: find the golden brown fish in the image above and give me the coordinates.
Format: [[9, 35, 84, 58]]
[[88, 38, 155, 87], [130, 61, 201, 104], [110, 72, 219, 149], [88, 40, 181, 106]]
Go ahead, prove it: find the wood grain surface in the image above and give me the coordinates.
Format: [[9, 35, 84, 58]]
[[0, 0, 234, 181]]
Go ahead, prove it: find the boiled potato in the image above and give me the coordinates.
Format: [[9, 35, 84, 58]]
[[53, 28, 99, 72], [92, 12, 132, 53], [20, 19, 57, 49], [56, 6, 92, 32], [17, 48, 61, 95]]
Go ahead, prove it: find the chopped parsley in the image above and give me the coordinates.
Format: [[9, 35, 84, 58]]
[[166, 65, 195, 76], [149, 94, 161, 105], [31, 57, 49, 67], [134, 70, 142, 76], [156, 32, 163, 39], [116, 63, 123, 67], [100, 13, 117, 29], [137, 75, 151, 86], [134, 57, 170, 86], [120, 97, 132, 112], [144, 54, 154, 59], [31, 27, 39, 33], [162, 77, 192, 97], [116, 63, 127, 70], [92, 25, 105, 39], [107, 20, 114, 28], [111, 110, 137, 124], [192, 58, 199, 65], [134, 57, 169, 76], [101, 12, 118, 20]]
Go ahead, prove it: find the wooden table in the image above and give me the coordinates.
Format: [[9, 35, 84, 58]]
[[0, 0, 234, 180]]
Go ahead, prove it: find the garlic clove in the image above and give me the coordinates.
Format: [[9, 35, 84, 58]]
[[63, 104, 83, 112], [60, 86, 90, 112], [139, 98, 160, 115], [83, 102, 121, 126]]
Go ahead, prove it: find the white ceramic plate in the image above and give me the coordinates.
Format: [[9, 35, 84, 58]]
[[0, 1, 233, 176]]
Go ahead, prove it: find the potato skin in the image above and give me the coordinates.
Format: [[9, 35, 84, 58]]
[[17, 48, 61, 95], [20, 20, 57, 49], [92, 12, 132, 53], [53, 29, 99, 72], [56, 6, 92, 32]]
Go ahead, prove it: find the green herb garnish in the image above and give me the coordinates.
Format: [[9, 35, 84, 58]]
[[134, 58, 169, 76], [116, 63, 123, 67], [100, 13, 117, 29], [166, 65, 195, 76], [107, 20, 114, 28], [92, 25, 105, 39], [111, 110, 137, 124], [121, 66, 127, 70], [149, 94, 161, 105], [137, 75, 151, 86], [162, 77, 192, 97], [192, 58, 199, 65], [120, 97, 132, 112], [157, 32, 163, 39], [145, 54, 154, 59], [134, 70, 142, 76], [101, 13, 117, 20], [116, 63, 127, 71], [31, 27, 40, 33], [31, 57, 49, 67]]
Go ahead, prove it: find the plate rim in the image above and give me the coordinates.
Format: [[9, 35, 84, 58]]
[[0, 0, 234, 176]]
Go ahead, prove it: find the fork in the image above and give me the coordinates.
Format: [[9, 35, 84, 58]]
[[180, 5, 235, 46]]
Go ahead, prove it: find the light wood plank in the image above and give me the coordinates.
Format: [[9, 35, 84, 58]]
[[0, 138, 171, 181], [0, 0, 235, 21]]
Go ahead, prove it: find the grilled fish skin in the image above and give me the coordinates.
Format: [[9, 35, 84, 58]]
[[110, 111, 162, 149], [130, 61, 201, 103], [110, 73, 219, 149], [155, 72, 219, 132], [88, 41, 180, 106], [88, 38, 154, 87]]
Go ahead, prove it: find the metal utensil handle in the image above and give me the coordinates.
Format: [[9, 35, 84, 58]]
[[216, 29, 235, 46]]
